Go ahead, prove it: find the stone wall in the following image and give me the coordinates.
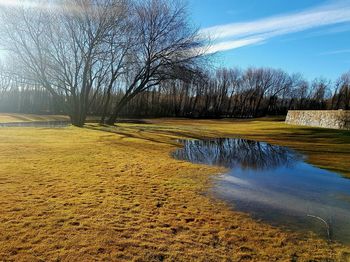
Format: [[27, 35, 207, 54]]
[[285, 110, 350, 130]]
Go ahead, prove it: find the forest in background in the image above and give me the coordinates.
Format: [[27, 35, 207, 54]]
[[0, 66, 349, 119]]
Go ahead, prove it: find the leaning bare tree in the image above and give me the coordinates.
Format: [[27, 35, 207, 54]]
[[106, 0, 205, 124]]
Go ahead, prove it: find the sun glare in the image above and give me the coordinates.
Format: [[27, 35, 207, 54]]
[[0, 0, 41, 9]]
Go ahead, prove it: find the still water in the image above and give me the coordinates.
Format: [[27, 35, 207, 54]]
[[0, 121, 69, 128], [172, 138, 350, 244]]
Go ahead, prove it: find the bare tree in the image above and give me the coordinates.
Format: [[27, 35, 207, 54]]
[[310, 78, 330, 110], [0, 0, 129, 126], [106, 0, 205, 124], [334, 71, 350, 110], [0, 63, 12, 96]]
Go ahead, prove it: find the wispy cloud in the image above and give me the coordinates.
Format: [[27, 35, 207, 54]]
[[308, 23, 350, 37], [319, 49, 350, 56], [201, 1, 350, 54], [207, 37, 265, 53]]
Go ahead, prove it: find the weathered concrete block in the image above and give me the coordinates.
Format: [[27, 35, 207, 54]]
[[285, 110, 350, 130]]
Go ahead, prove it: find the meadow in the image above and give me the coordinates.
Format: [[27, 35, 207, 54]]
[[0, 115, 350, 261]]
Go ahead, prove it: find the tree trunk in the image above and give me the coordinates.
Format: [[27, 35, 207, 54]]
[[107, 99, 128, 125], [70, 114, 85, 127]]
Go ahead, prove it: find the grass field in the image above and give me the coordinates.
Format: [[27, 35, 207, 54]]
[[0, 117, 350, 261]]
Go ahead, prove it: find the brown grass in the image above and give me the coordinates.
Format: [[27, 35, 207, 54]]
[[0, 117, 349, 261]]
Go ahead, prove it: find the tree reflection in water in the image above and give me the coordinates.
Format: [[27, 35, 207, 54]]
[[172, 138, 350, 244], [172, 138, 301, 170]]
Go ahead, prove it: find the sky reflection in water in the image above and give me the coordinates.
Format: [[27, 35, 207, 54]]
[[172, 138, 350, 244]]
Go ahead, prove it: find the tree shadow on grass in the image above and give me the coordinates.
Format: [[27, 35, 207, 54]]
[[85, 123, 222, 147], [115, 119, 152, 124], [263, 126, 350, 144], [84, 122, 350, 176]]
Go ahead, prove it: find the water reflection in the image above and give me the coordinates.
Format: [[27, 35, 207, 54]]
[[173, 138, 301, 170], [172, 138, 350, 244], [0, 121, 69, 128]]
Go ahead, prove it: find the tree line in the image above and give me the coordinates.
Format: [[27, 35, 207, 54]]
[[129, 69, 350, 118], [1, 65, 349, 119], [0, 1, 349, 125]]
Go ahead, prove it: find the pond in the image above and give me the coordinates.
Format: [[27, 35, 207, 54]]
[[172, 138, 350, 244], [0, 121, 70, 128]]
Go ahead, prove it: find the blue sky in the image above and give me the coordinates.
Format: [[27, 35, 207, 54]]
[[189, 0, 350, 80]]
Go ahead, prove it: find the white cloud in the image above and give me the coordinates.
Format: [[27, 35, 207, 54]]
[[200, 1, 350, 53], [319, 49, 350, 56], [205, 37, 265, 54]]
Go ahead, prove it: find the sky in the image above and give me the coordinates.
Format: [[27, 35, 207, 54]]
[[189, 0, 350, 80]]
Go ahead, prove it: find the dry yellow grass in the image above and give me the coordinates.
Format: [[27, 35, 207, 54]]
[[0, 117, 349, 261]]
